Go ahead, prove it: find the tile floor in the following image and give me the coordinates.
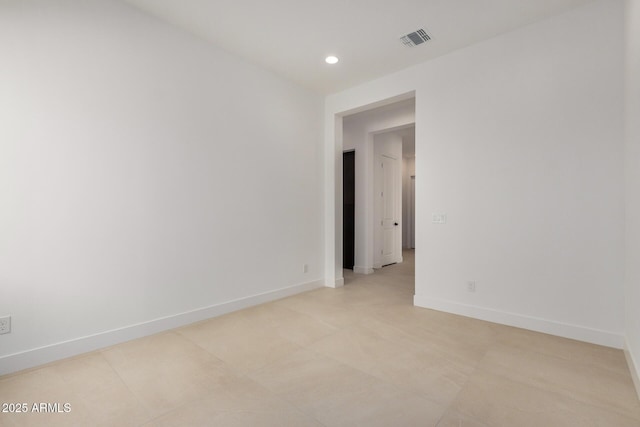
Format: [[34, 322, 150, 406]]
[[1, 250, 639, 426]]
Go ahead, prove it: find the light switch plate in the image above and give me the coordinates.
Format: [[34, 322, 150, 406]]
[[432, 213, 447, 224]]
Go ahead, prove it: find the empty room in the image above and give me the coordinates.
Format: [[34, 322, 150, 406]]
[[1, 0, 640, 426]]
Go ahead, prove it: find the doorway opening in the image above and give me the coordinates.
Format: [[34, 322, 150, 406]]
[[338, 96, 416, 287], [343, 150, 355, 270]]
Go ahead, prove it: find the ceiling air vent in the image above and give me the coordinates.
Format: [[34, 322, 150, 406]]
[[400, 29, 432, 47]]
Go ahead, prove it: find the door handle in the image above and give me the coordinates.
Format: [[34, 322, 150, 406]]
[[394, 222, 399, 226]]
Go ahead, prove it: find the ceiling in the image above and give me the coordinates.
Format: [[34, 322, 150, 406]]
[[122, 0, 594, 94]]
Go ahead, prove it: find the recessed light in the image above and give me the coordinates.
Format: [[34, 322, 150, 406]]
[[325, 56, 339, 64]]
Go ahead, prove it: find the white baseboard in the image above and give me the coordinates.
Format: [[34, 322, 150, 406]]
[[0, 279, 324, 377], [325, 277, 344, 288], [413, 295, 625, 349], [624, 339, 640, 401], [354, 266, 374, 274]]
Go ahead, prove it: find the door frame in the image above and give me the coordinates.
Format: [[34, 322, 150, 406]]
[[324, 91, 416, 287], [409, 175, 416, 249]]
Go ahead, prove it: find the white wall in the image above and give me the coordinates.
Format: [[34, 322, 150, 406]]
[[625, 0, 640, 397], [326, 0, 625, 347], [0, 0, 323, 374], [342, 100, 414, 273]]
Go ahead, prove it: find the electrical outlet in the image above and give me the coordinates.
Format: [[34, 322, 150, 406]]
[[303, 264, 309, 273], [0, 316, 11, 335], [467, 281, 476, 293]]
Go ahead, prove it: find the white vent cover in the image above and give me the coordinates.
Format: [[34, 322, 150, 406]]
[[400, 29, 432, 47]]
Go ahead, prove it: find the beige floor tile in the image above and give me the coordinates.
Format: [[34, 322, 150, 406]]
[[144, 375, 324, 427], [451, 369, 640, 427], [238, 302, 339, 347], [307, 323, 415, 373], [349, 314, 433, 356], [366, 348, 470, 407], [248, 348, 446, 427], [478, 344, 640, 420], [176, 313, 303, 374], [336, 282, 412, 308], [146, 408, 324, 427], [191, 375, 305, 413], [51, 352, 149, 426], [101, 332, 237, 418], [365, 304, 495, 364], [408, 310, 499, 349], [436, 411, 490, 427], [0, 366, 69, 405], [370, 317, 489, 371], [0, 351, 148, 427], [274, 292, 363, 329], [496, 325, 631, 376], [0, 366, 94, 427], [247, 348, 376, 403], [0, 407, 92, 427]]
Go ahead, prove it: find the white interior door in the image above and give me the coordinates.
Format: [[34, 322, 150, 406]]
[[380, 155, 398, 266]]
